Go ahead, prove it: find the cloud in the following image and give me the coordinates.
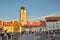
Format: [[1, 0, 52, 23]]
[[28, 12, 60, 22], [27, 16, 36, 19]]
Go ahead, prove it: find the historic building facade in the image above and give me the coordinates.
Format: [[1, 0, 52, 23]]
[[45, 16, 60, 33]]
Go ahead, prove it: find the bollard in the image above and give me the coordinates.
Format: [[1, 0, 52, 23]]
[[4, 33, 7, 40], [0, 36, 2, 40]]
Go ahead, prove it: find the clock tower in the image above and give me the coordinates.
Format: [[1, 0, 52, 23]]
[[19, 6, 27, 26]]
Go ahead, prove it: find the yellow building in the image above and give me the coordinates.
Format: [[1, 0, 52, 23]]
[[19, 6, 27, 32], [19, 6, 27, 26], [3, 24, 23, 33], [3, 26, 14, 33]]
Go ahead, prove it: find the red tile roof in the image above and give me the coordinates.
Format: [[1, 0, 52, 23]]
[[32, 22, 41, 27], [46, 17, 60, 22]]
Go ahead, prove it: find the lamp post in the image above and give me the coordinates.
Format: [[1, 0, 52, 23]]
[[52, 22, 55, 40], [4, 29, 8, 40]]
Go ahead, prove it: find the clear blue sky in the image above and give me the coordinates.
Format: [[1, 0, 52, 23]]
[[0, 0, 60, 21]]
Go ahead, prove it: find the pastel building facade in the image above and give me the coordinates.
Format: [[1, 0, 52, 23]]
[[45, 17, 60, 32], [23, 20, 46, 32], [0, 20, 22, 33], [31, 20, 46, 32], [19, 6, 27, 26]]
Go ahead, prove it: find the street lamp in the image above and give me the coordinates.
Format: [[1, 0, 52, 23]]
[[57, 22, 58, 29], [53, 22, 55, 40], [4, 29, 8, 40]]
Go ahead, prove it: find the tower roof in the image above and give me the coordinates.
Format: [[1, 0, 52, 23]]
[[21, 6, 25, 10]]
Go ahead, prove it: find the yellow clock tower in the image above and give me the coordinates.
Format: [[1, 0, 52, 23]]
[[20, 6, 27, 26]]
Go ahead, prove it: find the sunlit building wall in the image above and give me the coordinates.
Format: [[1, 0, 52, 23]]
[[3, 21, 14, 33], [3, 20, 21, 33], [0, 20, 3, 32], [46, 17, 60, 31], [19, 6, 27, 32], [19, 6, 27, 26], [0, 20, 3, 28], [30, 21, 46, 32]]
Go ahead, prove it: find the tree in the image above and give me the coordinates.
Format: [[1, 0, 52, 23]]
[[40, 28, 42, 33], [13, 23, 19, 32]]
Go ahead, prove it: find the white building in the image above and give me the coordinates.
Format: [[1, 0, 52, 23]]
[[45, 17, 60, 32], [46, 22, 60, 31]]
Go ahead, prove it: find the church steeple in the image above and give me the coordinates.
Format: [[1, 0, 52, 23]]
[[19, 6, 27, 26], [21, 6, 25, 10]]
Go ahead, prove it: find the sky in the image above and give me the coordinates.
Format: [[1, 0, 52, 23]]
[[0, 0, 60, 22]]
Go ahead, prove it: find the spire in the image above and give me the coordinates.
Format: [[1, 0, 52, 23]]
[[21, 6, 25, 10]]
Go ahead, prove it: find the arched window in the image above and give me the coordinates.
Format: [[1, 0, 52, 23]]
[[57, 22, 58, 28], [22, 20, 23, 22], [23, 10, 24, 15]]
